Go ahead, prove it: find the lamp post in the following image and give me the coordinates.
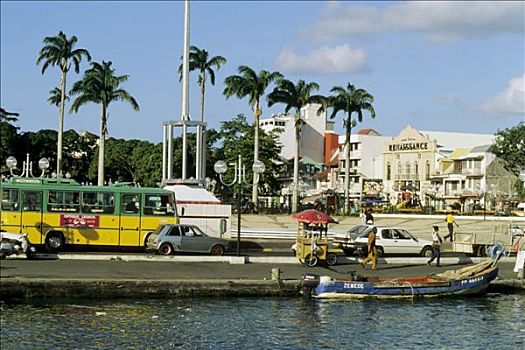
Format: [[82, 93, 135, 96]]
[[214, 155, 265, 256], [6, 154, 50, 178]]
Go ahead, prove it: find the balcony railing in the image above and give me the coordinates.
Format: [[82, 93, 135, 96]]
[[394, 174, 420, 180]]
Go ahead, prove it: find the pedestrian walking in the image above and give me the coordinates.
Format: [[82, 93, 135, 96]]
[[361, 226, 377, 271], [427, 225, 442, 267], [443, 211, 458, 242]]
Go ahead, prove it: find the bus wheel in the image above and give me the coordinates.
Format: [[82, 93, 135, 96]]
[[45, 233, 64, 253], [211, 244, 225, 256], [159, 242, 173, 256]]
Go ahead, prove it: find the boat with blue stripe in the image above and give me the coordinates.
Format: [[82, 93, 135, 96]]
[[301, 260, 499, 299]]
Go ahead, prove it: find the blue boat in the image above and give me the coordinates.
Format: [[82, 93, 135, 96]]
[[301, 260, 499, 299]]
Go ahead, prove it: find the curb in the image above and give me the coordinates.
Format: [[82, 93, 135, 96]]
[[7, 253, 517, 265]]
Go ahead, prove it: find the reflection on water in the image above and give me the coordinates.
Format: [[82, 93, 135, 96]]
[[1, 294, 523, 349]]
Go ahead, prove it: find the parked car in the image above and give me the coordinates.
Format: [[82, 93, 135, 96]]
[[353, 226, 434, 257], [146, 224, 231, 256], [332, 224, 370, 255]]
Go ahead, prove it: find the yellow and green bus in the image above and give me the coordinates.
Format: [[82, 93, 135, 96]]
[[0, 177, 179, 252]]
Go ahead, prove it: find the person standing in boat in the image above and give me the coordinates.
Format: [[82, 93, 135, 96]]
[[361, 227, 377, 271], [427, 225, 442, 267]]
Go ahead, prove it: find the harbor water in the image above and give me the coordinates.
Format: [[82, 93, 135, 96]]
[[1, 294, 523, 349]]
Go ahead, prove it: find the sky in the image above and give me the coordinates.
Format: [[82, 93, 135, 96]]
[[1, 1, 524, 144]]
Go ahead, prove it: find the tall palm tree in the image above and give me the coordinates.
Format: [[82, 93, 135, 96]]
[[48, 87, 69, 107], [268, 79, 325, 213], [328, 83, 376, 215], [37, 31, 91, 175], [178, 46, 226, 179], [223, 66, 282, 208], [69, 61, 139, 186]]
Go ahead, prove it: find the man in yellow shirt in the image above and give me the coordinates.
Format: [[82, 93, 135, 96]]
[[443, 212, 458, 242]]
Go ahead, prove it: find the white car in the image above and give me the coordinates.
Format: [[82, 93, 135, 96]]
[[353, 226, 434, 257], [332, 224, 370, 255]]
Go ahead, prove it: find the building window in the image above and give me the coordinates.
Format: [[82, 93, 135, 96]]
[[406, 162, 411, 175], [387, 163, 391, 180], [414, 161, 419, 176], [426, 161, 430, 179], [398, 162, 402, 176]]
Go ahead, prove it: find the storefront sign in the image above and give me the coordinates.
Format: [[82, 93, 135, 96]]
[[389, 142, 428, 152], [60, 214, 100, 227]]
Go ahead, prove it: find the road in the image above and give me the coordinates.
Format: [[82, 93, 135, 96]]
[[0, 257, 518, 281]]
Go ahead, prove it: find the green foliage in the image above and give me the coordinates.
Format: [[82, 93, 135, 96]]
[[36, 31, 91, 74], [0, 122, 19, 171], [493, 122, 525, 176], [267, 79, 325, 122], [0, 107, 19, 122]]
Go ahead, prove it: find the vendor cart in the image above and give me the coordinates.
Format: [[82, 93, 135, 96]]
[[292, 209, 338, 267]]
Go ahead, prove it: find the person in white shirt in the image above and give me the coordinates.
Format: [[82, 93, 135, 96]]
[[427, 225, 442, 267]]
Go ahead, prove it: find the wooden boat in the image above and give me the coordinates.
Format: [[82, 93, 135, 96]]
[[301, 260, 499, 299]]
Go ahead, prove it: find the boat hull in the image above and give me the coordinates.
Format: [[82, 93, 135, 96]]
[[312, 267, 499, 299]]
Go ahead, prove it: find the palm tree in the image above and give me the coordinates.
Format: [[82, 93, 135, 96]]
[[48, 87, 69, 107], [69, 61, 139, 186], [328, 83, 376, 215], [36, 31, 91, 175], [223, 66, 282, 208], [178, 46, 226, 179], [268, 79, 325, 213]]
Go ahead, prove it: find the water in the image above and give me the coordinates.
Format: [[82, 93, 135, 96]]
[[1, 294, 523, 350]]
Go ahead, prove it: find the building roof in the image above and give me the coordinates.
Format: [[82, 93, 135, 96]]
[[164, 184, 220, 204], [356, 128, 381, 136], [448, 148, 472, 160]]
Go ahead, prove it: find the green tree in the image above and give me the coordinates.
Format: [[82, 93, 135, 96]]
[[63, 130, 97, 183], [0, 107, 20, 169], [0, 107, 19, 122], [214, 114, 283, 204], [268, 79, 325, 213], [223, 66, 282, 207], [69, 61, 140, 186], [492, 122, 525, 200], [327, 83, 376, 214], [36, 31, 91, 175], [178, 46, 226, 179], [48, 86, 69, 107]]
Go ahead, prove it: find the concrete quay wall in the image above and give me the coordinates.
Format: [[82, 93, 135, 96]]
[[0, 278, 301, 300], [2, 278, 522, 301]]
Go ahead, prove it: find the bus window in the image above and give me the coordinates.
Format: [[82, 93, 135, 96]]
[[22, 191, 42, 212], [48, 190, 80, 212], [121, 194, 140, 214], [144, 194, 174, 216], [1, 188, 19, 211], [82, 192, 115, 214]]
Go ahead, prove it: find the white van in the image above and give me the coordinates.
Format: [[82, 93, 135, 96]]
[[512, 203, 525, 217]]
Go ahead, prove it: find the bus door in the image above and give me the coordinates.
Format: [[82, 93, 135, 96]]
[[119, 193, 141, 246], [21, 190, 44, 244], [0, 188, 21, 233]]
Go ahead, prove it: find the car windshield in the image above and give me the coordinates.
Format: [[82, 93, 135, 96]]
[[347, 225, 369, 239]]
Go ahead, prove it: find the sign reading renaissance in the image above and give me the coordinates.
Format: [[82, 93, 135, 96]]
[[389, 142, 429, 152]]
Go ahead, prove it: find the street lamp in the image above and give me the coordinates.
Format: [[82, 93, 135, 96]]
[[214, 155, 265, 256], [6, 154, 49, 178]]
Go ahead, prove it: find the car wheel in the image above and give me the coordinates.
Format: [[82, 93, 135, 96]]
[[376, 246, 385, 257], [159, 242, 173, 256], [326, 253, 338, 266], [211, 244, 225, 256], [45, 233, 64, 253], [421, 246, 433, 258], [304, 254, 318, 267]]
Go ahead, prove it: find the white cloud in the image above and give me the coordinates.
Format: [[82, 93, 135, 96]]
[[274, 44, 368, 75], [478, 75, 525, 116], [307, 1, 524, 43]]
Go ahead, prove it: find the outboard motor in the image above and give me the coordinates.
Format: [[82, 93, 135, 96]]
[[301, 273, 320, 298]]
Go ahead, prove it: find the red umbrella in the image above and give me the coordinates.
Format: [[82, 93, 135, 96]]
[[292, 209, 335, 225]]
